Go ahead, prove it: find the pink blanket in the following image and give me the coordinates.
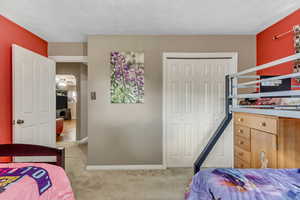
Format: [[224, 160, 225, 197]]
[[0, 163, 75, 200]]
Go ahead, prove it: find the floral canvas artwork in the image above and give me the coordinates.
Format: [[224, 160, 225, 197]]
[[111, 51, 145, 103]]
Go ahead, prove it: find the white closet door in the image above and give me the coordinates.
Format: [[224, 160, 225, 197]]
[[165, 57, 234, 167], [13, 44, 56, 162]]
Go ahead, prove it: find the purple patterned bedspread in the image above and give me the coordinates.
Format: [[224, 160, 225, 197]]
[[187, 168, 300, 200]]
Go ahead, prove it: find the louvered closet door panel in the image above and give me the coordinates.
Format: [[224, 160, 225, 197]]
[[166, 58, 233, 167]]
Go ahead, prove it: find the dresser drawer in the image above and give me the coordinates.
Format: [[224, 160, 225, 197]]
[[235, 146, 251, 163], [235, 135, 251, 152], [235, 125, 250, 139], [234, 157, 250, 168], [234, 113, 278, 134]]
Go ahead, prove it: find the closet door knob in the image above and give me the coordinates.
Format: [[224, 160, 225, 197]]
[[16, 119, 24, 124]]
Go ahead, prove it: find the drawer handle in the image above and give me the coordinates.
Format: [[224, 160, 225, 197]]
[[238, 129, 244, 134], [260, 122, 267, 127], [239, 141, 244, 145], [238, 118, 244, 122], [240, 164, 244, 168], [238, 152, 244, 156]]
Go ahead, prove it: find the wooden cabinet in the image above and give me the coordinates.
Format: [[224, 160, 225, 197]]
[[235, 113, 277, 134], [250, 129, 277, 168], [235, 125, 250, 139], [234, 157, 250, 168], [234, 146, 251, 163], [235, 135, 251, 152], [234, 112, 300, 169]]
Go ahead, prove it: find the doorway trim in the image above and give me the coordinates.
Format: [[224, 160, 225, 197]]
[[55, 62, 88, 144], [162, 52, 238, 168]]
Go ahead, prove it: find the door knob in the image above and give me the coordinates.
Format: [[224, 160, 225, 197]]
[[260, 122, 266, 127], [16, 119, 24, 124]]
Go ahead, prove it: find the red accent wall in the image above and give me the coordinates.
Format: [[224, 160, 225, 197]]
[[0, 15, 48, 162], [257, 9, 300, 77]]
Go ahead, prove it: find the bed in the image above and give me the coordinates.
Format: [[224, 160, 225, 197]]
[[0, 144, 75, 200], [190, 23, 300, 199], [186, 168, 300, 200]]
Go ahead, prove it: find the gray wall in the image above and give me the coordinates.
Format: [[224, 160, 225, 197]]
[[88, 35, 256, 166], [56, 63, 88, 140]]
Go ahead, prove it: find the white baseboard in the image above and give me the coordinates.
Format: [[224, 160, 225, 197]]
[[86, 165, 166, 170], [77, 137, 88, 144]]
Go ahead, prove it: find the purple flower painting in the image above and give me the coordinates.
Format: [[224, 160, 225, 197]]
[[111, 51, 144, 103]]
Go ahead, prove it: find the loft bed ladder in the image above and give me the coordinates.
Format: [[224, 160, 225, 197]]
[[194, 75, 233, 174], [194, 53, 300, 174]]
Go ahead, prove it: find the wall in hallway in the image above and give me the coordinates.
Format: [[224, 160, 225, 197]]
[[48, 43, 87, 56]]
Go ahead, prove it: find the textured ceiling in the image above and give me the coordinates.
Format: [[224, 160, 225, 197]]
[[1, 0, 300, 42]]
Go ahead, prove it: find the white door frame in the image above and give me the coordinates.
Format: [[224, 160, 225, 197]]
[[162, 52, 238, 168], [50, 56, 89, 144]]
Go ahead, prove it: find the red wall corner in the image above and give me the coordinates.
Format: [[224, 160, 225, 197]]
[[256, 9, 300, 76], [0, 15, 48, 162]]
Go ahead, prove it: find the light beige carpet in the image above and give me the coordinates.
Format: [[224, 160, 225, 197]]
[[58, 142, 193, 200]]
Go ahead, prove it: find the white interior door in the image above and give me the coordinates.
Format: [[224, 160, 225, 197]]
[[164, 53, 236, 167], [13, 44, 56, 162]]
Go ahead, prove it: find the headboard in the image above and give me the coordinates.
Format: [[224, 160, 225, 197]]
[[0, 144, 65, 169]]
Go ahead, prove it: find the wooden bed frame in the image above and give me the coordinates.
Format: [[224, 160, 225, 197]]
[[0, 144, 65, 169]]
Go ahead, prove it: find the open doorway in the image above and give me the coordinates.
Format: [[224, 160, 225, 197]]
[[56, 75, 77, 143], [51, 60, 88, 170], [55, 62, 88, 147]]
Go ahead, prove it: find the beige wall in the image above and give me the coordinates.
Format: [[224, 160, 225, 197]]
[[56, 63, 88, 140], [88, 35, 256, 166], [48, 42, 87, 56]]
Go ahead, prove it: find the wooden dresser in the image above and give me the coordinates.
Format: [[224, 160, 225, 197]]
[[234, 112, 300, 169]]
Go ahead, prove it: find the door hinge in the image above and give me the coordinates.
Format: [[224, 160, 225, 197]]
[[12, 120, 15, 125]]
